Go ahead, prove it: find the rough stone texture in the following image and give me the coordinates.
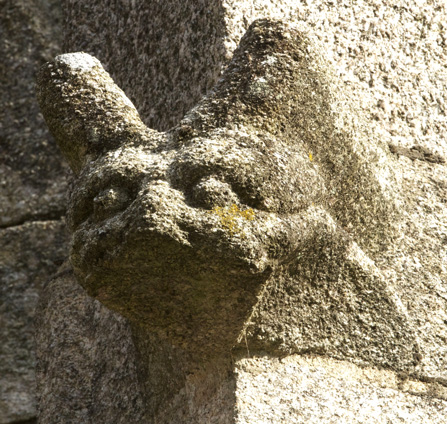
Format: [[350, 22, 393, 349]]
[[34, 0, 447, 422], [36, 13, 447, 422], [62, 0, 300, 131], [0, 0, 67, 227], [235, 354, 447, 423], [0, 221, 68, 423], [36, 265, 235, 424], [37, 21, 415, 366], [0, 1, 69, 422], [62, 0, 228, 131], [35, 264, 145, 424], [60, 0, 447, 379]]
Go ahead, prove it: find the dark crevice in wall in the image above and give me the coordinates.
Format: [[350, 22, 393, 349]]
[[0, 211, 66, 230], [10, 417, 37, 424], [389, 143, 446, 164]]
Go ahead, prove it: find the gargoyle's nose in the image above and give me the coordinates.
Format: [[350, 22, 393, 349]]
[[36, 52, 153, 174]]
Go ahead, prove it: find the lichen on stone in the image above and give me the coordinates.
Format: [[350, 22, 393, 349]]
[[209, 203, 256, 236]]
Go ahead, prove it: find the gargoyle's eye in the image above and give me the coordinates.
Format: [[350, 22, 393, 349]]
[[93, 186, 130, 222], [190, 176, 239, 209]]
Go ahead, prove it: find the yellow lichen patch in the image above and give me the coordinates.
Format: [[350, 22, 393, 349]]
[[209, 204, 255, 235]]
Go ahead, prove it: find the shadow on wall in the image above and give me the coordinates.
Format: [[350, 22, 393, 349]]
[[63, 0, 229, 131]]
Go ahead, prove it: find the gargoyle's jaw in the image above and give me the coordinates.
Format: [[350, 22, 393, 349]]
[[68, 189, 330, 358], [70, 220, 273, 357]]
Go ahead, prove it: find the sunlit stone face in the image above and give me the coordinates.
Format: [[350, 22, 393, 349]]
[[37, 20, 417, 367], [67, 124, 326, 288]]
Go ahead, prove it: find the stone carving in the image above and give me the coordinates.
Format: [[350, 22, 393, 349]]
[[37, 19, 420, 372]]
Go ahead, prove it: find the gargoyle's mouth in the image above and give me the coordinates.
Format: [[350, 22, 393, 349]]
[[69, 206, 277, 356]]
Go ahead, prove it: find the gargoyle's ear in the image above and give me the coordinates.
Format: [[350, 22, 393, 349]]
[[36, 53, 150, 175], [182, 19, 332, 138]]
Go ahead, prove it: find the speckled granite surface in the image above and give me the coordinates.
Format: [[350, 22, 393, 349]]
[[0, 1, 68, 422], [32, 1, 447, 423]]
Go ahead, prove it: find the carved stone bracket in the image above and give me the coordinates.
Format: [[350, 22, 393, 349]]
[[37, 19, 419, 370]]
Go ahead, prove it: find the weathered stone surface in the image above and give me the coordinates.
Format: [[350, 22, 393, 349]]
[[234, 354, 447, 423], [37, 20, 415, 367], [35, 264, 145, 424], [62, 0, 300, 131], [36, 265, 236, 423], [60, 0, 447, 379], [36, 13, 447, 422], [0, 221, 68, 424], [0, 1, 68, 422], [0, 0, 67, 227], [62, 0, 228, 131], [34, 0, 447, 422]]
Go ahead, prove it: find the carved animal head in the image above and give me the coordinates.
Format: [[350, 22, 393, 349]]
[[37, 20, 410, 363]]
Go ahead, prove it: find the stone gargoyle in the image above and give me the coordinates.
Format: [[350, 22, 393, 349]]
[[37, 19, 420, 371]]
